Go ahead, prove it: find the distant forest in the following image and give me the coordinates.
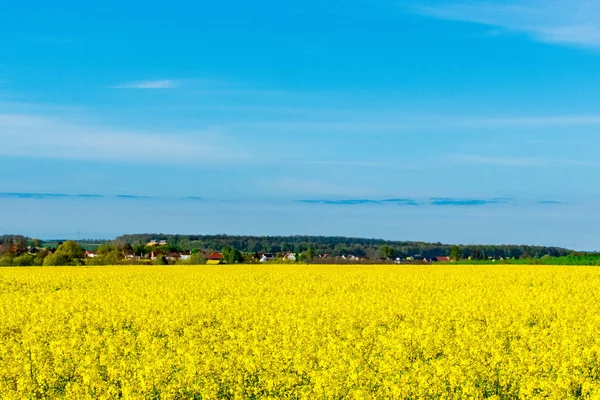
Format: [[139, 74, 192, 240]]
[[114, 234, 572, 260]]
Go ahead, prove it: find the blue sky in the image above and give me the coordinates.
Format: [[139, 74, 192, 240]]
[[1, 0, 600, 249]]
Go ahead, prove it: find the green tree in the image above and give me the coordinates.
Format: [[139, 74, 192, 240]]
[[178, 252, 206, 265], [152, 256, 167, 265], [306, 247, 314, 260], [190, 252, 206, 265], [43, 241, 85, 266], [13, 254, 35, 266], [88, 244, 124, 265], [34, 249, 50, 266], [133, 244, 149, 257], [222, 246, 243, 264], [13, 236, 28, 254], [449, 246, 463, 261], [0, 254, 14, 266], [471, 249, 486, 260], [381, 245, 394, 259], [31, 238, 43, 249]]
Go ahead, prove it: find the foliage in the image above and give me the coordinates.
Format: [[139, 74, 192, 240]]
[[0, 235, 28, 255], [114, 233, 571, 260], [12, 254, 36, 266], [1, 265, 600, 398], [449, 246, 463, 261], [86, 244, 124, 266], [0, 255, 14, 267], [152, 256, 167, 265], [306, 246, 314, 260], [380, 245, 394, 259], [462, 253, 600, 266], [222, 246, 244, 264], [42, 241, 85, 266], [177, 252, 207, 265]]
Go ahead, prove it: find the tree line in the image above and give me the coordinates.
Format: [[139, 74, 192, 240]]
[[115, 234, 572, 260], [1, 233, 592, 267]]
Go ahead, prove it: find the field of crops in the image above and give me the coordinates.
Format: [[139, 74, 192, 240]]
[[1, 265, 600, 399]]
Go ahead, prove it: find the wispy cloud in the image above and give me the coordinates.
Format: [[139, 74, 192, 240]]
[[300, 198, 421, 206], [429, 197, 514, 206], [0, 192, 105, 199], [234, 114, 600, 134], [450, 155, 549, 167], [109, 79, 179, 89], [411, 0, 600, 48], [0, 192, 567, 208], [300, 199, 381, 205], [450, 155, 600, 167], [0, 192, 71, 199], [301, 160, 419, 170], [297, 197, 567, 207], [0, 192, 213, 201], [0, 113, 251, 166]]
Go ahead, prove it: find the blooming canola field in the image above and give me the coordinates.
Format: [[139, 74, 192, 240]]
[[1, 265, 600, 399]]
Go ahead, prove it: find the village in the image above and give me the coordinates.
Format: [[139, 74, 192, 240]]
[[1, 234, 546, 267], [83, 239, 454, 264]]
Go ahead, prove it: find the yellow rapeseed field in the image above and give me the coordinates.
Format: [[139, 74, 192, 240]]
[[1, 265, 600, 399]]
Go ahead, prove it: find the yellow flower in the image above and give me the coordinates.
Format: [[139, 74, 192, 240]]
[[1, 264, 600, 398]]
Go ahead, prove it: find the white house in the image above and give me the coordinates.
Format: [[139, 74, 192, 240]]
[[282, 253, 296, 261], [260, 253, 276, 263]]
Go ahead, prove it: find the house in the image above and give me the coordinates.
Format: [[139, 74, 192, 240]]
[[260, 253, 276, 262], [124, 252, 135, 259], [85, 250, 97, 258], [282, 253, 296, 261], [435, 256, 451, 262], [207, 252, 223, 265], [179, 252, 191, 261], [166, 252, 181, 262]]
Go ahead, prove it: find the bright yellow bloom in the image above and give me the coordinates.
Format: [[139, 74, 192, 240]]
[[0, 265, 599, 399]]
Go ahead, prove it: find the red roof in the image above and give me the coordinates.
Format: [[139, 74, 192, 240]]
[[207, 252, 223, 260], [436, 256, 450, 262]]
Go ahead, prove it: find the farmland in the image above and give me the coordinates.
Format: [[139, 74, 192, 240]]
[[1, 265, 600, 398]]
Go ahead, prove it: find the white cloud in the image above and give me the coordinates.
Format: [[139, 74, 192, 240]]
[[411, 0, 600, 47], [0, 113, 251, 166], [110, 79, 179, 89]]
